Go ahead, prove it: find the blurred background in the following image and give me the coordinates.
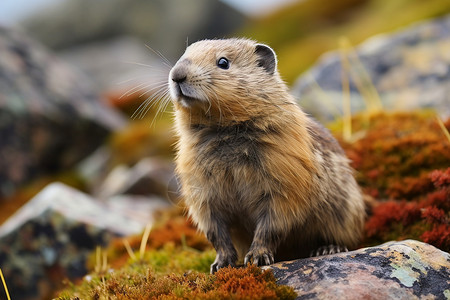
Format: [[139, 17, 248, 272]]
[[0, 0, 449, 299]]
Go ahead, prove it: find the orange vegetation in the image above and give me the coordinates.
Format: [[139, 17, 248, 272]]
[[335, 112, 449, 251]]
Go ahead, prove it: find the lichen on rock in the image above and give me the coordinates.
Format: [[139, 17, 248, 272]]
[[268, 240, 450, 300]]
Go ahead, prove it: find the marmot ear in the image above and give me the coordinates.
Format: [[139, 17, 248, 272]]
[[255, 44, 277, 75]]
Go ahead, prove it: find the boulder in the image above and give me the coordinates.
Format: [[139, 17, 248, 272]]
[[0, 26, 126, 198], [21, 0, 246, 59], [0, 182, 168, 300], [292, 14, 450, 122], [268, 240, 450, 300], [94, 157, 179, 202], [58, 35, 170, 94], [20, 0, 246, 96]]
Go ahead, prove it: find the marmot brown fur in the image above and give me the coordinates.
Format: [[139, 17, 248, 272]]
[[168, 38, 365, 274]]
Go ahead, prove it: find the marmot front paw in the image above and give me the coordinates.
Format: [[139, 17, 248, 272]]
[[244, 247, 274, 266], [210, 252, 237, 274]]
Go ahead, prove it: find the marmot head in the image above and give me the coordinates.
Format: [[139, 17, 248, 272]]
[[169, 38, 287, 121]]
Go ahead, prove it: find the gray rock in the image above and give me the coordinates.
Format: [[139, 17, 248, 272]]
[[21, 0, 246, 59], [0, 182, 168, 300], [59, 35, 170, 94], [19, 0, 246, 96], [0, 183, 158, 238], [267, 240, 450, 300], [75, 146, 113, 189], [292, 15, 450, 122], [0, 25, 126, 198], [95, 157, 179, 203]]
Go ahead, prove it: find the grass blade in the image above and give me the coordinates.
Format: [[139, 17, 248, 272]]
[[0, 268, 11, 300]]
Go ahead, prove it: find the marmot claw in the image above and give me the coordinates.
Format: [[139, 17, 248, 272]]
[[244, 248, 274, 266]]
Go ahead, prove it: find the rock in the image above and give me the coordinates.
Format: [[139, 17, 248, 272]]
[[0, 182, 167, 238], [0, 26, 126, 198], [107, 194, 170, 226], [75, 146, 113, 189], [20, 0, 246, 96], [94, 157, 179, 203], [267, 240, 450, 300], [21, 0, 246, 59], [59, 35, 170, 94], [0, 182, 167, 300], [292, 15, 450, 122]]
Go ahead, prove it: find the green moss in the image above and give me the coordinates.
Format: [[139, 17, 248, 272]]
[[140, 244, 215, 274]]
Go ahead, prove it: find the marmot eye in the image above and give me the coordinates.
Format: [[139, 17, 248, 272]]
[[217, 57, 230, 69]]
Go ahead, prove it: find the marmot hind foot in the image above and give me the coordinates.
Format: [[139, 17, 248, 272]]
[[310, 245, 349, 257]]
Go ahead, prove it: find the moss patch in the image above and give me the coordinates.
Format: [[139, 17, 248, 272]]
[[332, 111, 450, 199], [58, 264, 296, 300], [331, 111, 450, 252], [58, 207, 296, 299]]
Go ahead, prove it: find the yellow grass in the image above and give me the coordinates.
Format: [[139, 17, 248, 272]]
[[139, 222, 153, 260], [94, 246, 108, 274], [0, 268, 11, 300], [339, 37, 353, 142], [437, 116, 450, 144], [123, 238, 137, 260], [345, 44, 383, 114], [306, 73, 342, 120]]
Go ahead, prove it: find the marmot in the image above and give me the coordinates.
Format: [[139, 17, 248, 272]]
[[168, 38, 365, 274]]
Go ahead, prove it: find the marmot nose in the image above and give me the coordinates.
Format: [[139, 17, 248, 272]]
[[171, 67, 187, 83], [172, 74, 186, 83]]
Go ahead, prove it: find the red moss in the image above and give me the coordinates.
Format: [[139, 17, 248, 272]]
[[420, 224, 450, 250], [335, 112, 450, 251], [365, 201, 421, 238], [421, 206, 446, 224], [212, 265, 281, 299], [430, 168, 450, 190], [386, 172, 434, 200], [337, 112, 450, 200], [136, 216, 210, 251], [363, 167, 449, 251], [424, 189, 449, 210]]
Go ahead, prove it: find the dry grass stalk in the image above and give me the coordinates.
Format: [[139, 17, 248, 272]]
[[140, 222, 153, 260], [0, 268, 11, 300], [339, 36, 353, 142]]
